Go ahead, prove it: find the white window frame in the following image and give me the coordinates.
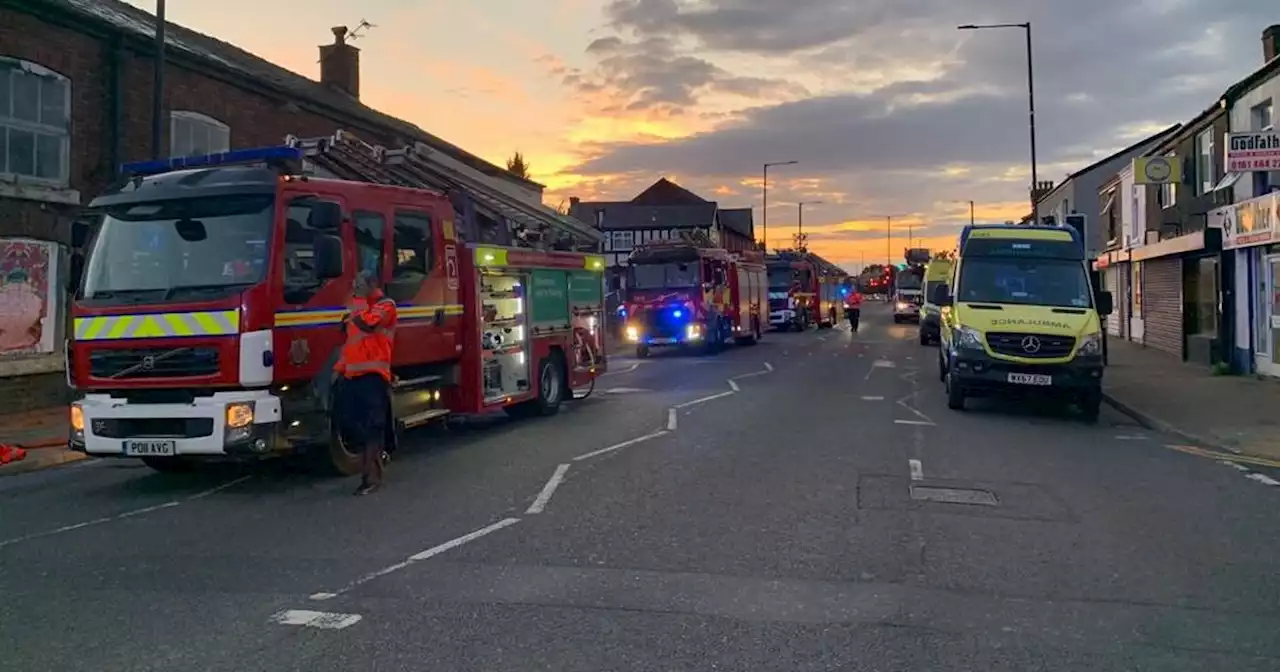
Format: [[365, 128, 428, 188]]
[[1196, 129, 1215, 195], [1253, 99, 1274, 132], [169, 110, 230, 157], [610, 230, 634, 251], [0, 58, 71, 187]]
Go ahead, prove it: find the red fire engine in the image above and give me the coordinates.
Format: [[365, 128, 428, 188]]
[[622, 239, 767, 356], [65, 132, 607, 475], [765, 251, 848, 331]]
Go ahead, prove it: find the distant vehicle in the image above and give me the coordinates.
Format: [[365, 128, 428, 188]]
[[918, 259, 954, 345], [935, 224, 1114, 422]]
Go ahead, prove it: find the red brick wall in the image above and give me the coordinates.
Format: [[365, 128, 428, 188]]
[[0, 7, 408, 407]]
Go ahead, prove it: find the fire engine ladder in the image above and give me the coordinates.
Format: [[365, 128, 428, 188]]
[[285, 130, 417, 188], [386, 142, 601, 250]]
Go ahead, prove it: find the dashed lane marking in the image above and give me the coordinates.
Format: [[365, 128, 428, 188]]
[[604, 387, 650, 394], [0, 475, 252, 551], [1114, 435, 1148, 440], [909, 459, 923, 482], [667, 408, 678, 431], [727, 379, 740, 392], [573, 430, 670, 461], [861, 396, 884, 401], [526, 464, 570, 514], [1246, 473, 1280, 486], [270, 610, 362, 630], [894, 420, 935, 426], [310, 517, 521, 600]]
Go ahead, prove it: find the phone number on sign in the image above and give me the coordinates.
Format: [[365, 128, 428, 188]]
[[1228, 157, 1280, 172]]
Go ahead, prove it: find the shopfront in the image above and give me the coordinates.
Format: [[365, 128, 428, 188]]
[[1126, 228, 1226, 362], [1094, 250, 1129, 339], [1221, 193, 1280, 376]]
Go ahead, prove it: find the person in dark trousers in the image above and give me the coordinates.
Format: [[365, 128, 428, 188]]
[[844, 288, 863, 332], [335, 271, 398, 496]]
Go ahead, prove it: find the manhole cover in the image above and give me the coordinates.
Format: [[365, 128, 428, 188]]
[[909, 485, 998, 506]]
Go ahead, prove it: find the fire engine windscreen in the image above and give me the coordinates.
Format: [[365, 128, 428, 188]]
[[895, 272, 923, 291], [767, 267, 794, 289], [628, 262, 700, 289], [80, 195, 272, 301]]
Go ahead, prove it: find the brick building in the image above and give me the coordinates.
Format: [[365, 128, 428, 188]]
[[0, 0, 546, 409]]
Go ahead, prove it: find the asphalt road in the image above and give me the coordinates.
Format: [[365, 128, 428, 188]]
[[4, 303, 1280, 671]]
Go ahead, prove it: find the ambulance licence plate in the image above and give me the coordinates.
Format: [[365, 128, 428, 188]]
[[125, 440, 176, 456], [1007, 373, 1052, 386]]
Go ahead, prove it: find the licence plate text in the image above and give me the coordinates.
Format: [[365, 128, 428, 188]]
[[1007, 373, 1052, 386], [125, 440, 176, 456]]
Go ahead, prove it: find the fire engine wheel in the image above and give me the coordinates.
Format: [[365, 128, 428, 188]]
[[508, 353, 567, 418]]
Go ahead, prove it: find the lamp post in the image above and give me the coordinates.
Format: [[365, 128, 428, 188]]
[[797, 200, 822, 250], [762, 160, 798, 251], [958, 21, 1038, 225]]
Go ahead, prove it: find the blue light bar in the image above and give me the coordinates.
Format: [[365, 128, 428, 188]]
[[120, 145, 304, 177]]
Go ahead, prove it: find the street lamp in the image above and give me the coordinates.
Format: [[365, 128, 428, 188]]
[[762, 160, 798, 251], [873, 214, 909, 266], [953, 199, 976, 225], [958, 21, 1038, 226], [797, 200, 822, 249]]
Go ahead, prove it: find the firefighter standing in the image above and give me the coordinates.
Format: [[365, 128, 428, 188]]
[[844, 287, 864, 332], [336, 271, 398, 496]]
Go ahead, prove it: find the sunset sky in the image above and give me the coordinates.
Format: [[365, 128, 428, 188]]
[[128, 0, 1276, 271]]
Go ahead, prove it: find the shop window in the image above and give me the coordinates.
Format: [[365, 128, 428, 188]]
[[170, 111, 230, 157], [0, 58, 70, 185]]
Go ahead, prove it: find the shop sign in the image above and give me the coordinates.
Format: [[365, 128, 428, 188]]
[[1226, 131, 1280, 173], [1224, 192, 1280, 250]]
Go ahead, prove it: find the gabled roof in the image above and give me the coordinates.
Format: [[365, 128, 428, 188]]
[[38, 0, 543, 190], [569, 202, 718, 231], [631, 178, 708, 205], [1041, 124, 1182, 203], [717, 208, 754, 239]]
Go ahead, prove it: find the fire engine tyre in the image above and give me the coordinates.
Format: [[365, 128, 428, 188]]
[[533, 353, 567, 416], [141, 456, 196, 473]]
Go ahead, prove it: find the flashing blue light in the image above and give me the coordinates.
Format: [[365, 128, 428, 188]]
[[673, 309, 683, 319], [121, 145, 304, 177]]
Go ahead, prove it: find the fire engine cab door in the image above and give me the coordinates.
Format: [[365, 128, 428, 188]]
[[383, 207, 456, 366], [277, 194, 353, 389]]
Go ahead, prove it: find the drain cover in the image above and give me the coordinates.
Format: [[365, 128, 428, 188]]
[[910, 485, 998, 506]]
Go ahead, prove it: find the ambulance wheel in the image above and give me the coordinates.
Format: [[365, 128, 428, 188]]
[[141, 456, 195, 473], [635, 344, 650, 358], [1078, 390, 1102, 424], [946, 371, 966, 411]]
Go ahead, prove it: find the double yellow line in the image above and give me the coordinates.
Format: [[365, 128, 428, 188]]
[[1165, 444, 1280, 469]]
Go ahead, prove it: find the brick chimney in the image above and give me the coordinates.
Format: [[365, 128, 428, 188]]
[[319, 26, 360, 98], [1265, 25, 1280, 63]]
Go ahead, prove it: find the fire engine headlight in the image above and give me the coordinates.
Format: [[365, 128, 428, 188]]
[[625, 325, 641, 342], [226, 403, 255, 429], [70, 404, 85, 439], [896, 302, 909, 311]]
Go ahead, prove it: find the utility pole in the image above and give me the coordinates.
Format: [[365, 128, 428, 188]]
[[970, 200, 976, 225], [762, 160, 798, 252], [151, 0, 167, 160], [958, 21, 1039, 225], [797, 200, 822, 250]]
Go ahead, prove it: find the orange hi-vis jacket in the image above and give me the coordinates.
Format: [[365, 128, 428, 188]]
[[336, 290, 398, 382], [845, 292, 863, 308]]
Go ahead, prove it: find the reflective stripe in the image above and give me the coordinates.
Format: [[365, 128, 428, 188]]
[[74, 310, 240, 341]]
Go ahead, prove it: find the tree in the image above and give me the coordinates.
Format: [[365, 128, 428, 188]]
[[506, 152, 531, 180]]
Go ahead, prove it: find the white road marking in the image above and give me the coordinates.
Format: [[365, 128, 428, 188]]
[[727, 379, 740, 392], [313, 518, 521, 600], [573, 430, 669, 461], [270, 610, 362, 630], [673, 390, 736, 408], [1113, 435, 1148, 440], [604, 387, 651, 394], [667, 408, 678, 431], [894, 419, 935, 426], [764, 362, 774, 372], [599, 363, 640, 376], [861, 396, 884, 401], [526, 464, 571, 514], [1246, 473, 1280, 486], [895, 392, 933, 423], [873, 359, 895, 368], [909, 459, 923, 481], [0, 474, 252, 551], [1220, 460, 1251, 472]]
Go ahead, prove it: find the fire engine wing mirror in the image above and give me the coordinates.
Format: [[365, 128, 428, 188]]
[[1096, 290, 1114, 316], [309, 201, 343, 231], [931, 283, 952, 307], [313, 234, 344, 280], [67, 252, 84, 293]]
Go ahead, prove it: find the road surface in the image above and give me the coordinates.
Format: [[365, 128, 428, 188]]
[[3, 304, 1279, 671]]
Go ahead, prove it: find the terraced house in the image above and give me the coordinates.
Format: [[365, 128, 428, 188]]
[[0, 0, 581, 409]]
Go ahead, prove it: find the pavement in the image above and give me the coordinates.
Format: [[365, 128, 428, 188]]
[[3, 304, 1280, 670], [0, 405, 82, 475], [1103, 338, 1280, 465]]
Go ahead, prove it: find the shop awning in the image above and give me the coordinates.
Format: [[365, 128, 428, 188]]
[[1130, 228, 1222, 261], [1212, 172, 1242, 193]]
